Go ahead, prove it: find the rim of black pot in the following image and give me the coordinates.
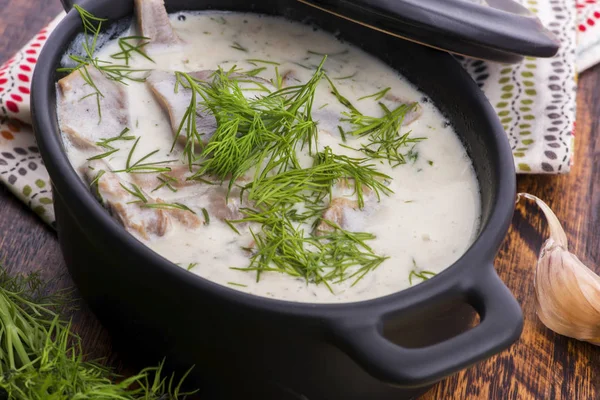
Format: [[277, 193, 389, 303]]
[[32, 2, 516, 320]]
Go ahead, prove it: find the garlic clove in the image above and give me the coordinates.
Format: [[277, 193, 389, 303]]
[[519, 193, 568, 248], [519, 193, 600, 345]]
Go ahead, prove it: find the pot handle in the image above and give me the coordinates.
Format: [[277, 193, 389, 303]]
[[331, 265, 522, 387]]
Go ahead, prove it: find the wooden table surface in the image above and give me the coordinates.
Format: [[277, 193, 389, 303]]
[[2, 1, 599, 398]]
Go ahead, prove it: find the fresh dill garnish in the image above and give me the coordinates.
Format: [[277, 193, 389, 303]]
[[201, 208, 210, 225], [274, 66, 283, 89], [245, 147, 391, 209], [358, 87, 391, 101], [175, 57, 326, 182], [224, 219, 241, 235], [120, 182, 148, 204], [110, 35, 154, 65], [292, 61, 314, 70], [428, 160, 434, 166], [408, 259, 436, 285], [113, 137, 175, 174], [89, 127, 135, 160], [341, 102, 425, 166], [89, 169, 106, 200], [307, 49, 349, 57], [227, 282, 248, 287], [406, 147, 419, 163], [245, 67, 267, 76], [246, 59, 280, 66], [187, 263, 198, 271], [337, 125, 347, 143], [232, 211, 388, 290], [56, 6, 150, 122], [96, 127, 135, 149], [152, 173, 178, 193], [87, 148, 119, 161], [334, 72, 357, 80], [230, 41, 248, 52], [166, 56, 408, 288], [143, 202, 195, 213], [325, 75, 360, 114]]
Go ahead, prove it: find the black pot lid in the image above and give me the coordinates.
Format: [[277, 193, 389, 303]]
[[297, 0, 560, 63]]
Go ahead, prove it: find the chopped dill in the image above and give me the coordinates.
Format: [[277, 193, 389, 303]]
[[87, 148, 119, 161], [334, 72, 357, 80], [274, 66, 283, 89], [89, 170, 105, 186], [406, 147, 419, 163], [96, 127, 135, 149], [176, 57, 327, 181], [337, 126, 347, 143], [246, 58, 280, 66], [292, 61, 315, 70], [230, 41, 248, 52], [187, 263, 198, 271], [201, 208, 210, 225], [307, 49, 349, 57], [227, 282, 248, 287], [408, 259, 436, 285], [341, 102, 425, 166], [428, 160, 434, 166], [113, 137, 175, 174], [61, 7, 430, 291], [56, 6, 150, 122], [143, 202, 196, 213], [245, 67, 266, 76], [232, 212, 388, 290], [358, 87, 391, 101], [120, 182, 148, 204], [110, 35, 154, 65], [152, 173, 178, 193], [325, 75, 360, 114]]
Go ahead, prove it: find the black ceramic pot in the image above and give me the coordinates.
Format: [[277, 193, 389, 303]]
[[31, 1, 523, 399]]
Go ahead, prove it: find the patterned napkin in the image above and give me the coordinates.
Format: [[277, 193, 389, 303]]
[[1, 2, 599, 226]]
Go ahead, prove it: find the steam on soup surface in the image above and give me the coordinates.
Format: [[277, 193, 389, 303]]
[[57, 0, 480, 303]]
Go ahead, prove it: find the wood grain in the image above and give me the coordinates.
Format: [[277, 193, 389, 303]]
[[1, 1, 598, 398]]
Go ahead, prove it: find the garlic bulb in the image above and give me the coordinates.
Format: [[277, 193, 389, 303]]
[[519, 193, 600, 345]]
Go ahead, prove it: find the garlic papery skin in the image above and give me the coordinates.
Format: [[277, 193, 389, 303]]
[[519, 193, 600, 345]]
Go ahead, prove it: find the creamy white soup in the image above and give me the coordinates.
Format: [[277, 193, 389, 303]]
[[57, 0, 481, 303]]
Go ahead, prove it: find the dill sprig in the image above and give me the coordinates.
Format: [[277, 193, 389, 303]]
[[113, 137, 176, 174], [57, 6, 152, 121], [246, 59, 280, 66], [175, 57, 326, 182], [325, 75, 360, 114], [120, 182, 148, 203], [0, 268, 196, 399], [152, 173, 179, 193], [87, 127, 136, 161], [358, 87, 391, 101], [408, 259, 436, 285], [342, 102, 425, 166], [110, 36, 154, 65], [246, 147, 391, 210], [96, 127, 135, 149], [144, 202, 196, 213], [233, 210, 387, 290], [230, 41, 248, 52]]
